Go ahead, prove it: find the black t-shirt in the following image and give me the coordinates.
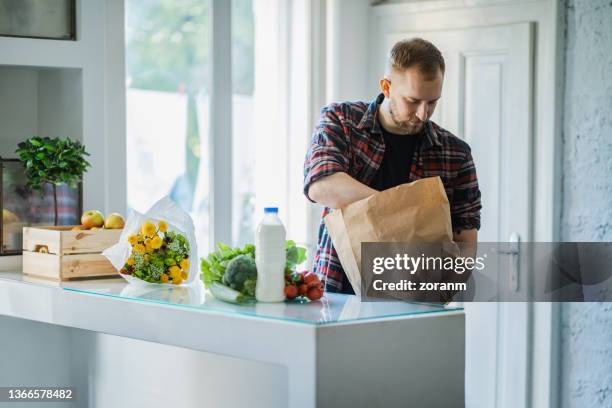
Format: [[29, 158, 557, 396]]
[[370, 121, 424, 191]]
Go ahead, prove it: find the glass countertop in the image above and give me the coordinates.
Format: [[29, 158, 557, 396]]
[[2, 272, 462, 326]]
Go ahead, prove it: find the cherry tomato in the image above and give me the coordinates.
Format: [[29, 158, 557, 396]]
[[307, 287, 323, 301], [284, 285, 298, 299]]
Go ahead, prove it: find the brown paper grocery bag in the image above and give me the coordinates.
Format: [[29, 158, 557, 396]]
[[324, 176, 457, 296]]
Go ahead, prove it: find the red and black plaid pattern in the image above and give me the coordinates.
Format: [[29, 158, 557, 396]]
[[303, 94, 482, 292]]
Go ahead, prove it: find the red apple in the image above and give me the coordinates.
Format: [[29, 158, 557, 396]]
[[81, 210, 104, 229]]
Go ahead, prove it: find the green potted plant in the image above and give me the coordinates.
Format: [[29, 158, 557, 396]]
[[15, 137, 91, 226]]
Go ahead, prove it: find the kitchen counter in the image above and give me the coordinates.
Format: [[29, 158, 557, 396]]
[[0, 271, 465, 408]]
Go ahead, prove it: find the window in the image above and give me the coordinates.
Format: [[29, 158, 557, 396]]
[[126, 0, 211, 254], [232, 0, 312, 249], [126, 0, 314, 257]]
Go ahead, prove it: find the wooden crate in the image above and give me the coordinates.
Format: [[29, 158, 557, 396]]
[[22, 226, 122, 281]]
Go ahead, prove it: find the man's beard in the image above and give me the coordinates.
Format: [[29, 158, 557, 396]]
[[389, 101, 425, 135]]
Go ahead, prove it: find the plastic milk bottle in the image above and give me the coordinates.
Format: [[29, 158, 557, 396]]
[[255, 207, 286, 302]]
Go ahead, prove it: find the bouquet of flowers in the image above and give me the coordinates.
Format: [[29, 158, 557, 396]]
[[103, 196, 199, 287], [121, 220, 191, 285]]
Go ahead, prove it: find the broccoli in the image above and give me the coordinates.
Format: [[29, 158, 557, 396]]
[[242, 278, 257, 297], [222, 254, 257, 292]]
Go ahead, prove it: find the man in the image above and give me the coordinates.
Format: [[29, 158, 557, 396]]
[[303, 38, 482, 294]]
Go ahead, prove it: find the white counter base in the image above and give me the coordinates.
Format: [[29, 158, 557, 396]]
[[0, 272, 465, 408]]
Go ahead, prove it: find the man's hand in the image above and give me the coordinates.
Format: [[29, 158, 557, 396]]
[[438, 228, 478, 303], [453, 228, 477, 258], [308, 172, 378, 209], [453, 228, 477, 243]]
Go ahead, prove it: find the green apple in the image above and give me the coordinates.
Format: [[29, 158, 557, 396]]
[[104, 213, 125, 229], [81, 210, 104, 229]]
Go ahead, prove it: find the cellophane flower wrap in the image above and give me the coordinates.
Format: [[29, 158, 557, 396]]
[[103, 196, 200, 288]]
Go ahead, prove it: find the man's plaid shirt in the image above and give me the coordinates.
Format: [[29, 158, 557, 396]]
[[303, 94, 482, 293]]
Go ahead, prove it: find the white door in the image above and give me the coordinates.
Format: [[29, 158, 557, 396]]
[[383, 23, 534, 407]]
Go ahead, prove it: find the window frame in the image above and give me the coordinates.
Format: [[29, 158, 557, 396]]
[[208, 0, 233, 250], [207, 0, 322, 253]]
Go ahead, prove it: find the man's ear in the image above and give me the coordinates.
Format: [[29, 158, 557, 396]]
[[379, 78, 391, 98]]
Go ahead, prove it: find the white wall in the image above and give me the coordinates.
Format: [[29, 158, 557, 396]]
[[0, 67, 82, 158], [38, 69, 83, 141], [326, 0, 375, 103], [0, 68, 39, 157], [559, 1, 612, 407]]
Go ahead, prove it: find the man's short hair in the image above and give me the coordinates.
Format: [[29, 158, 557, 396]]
[[387, 38, 445, 79]]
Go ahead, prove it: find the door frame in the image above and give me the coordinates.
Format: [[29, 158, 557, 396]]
[[369, 0, 564, 407]]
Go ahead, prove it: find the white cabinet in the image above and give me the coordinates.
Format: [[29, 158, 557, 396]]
[[0, 0, 126, 216]]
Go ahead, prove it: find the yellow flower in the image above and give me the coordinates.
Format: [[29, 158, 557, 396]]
[[181, 270, 188, 280], [126, 257, 135, 266], [173, 276, 183, 285], [179, 258, 190, 271], [141, 222, 156, 238], [144, 238, 153, 251], [151, 235, 163, 250], [160, 273, 169, 283], [158, 220, 168, 233], [132, 244, 146, 254], [127, 234, 138, 246], [168, 266, 181, 279]]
